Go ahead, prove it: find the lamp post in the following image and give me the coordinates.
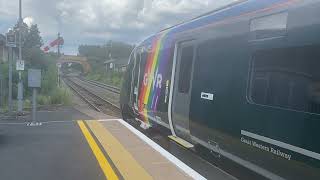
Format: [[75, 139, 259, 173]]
[[6, 30, 16, 114], [17, 0, 24, 114]]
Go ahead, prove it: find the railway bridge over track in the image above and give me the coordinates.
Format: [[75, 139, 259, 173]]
[[57, 55, 91, 74]]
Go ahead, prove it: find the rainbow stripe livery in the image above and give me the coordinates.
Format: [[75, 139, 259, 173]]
[[138, 31, 170, 124]]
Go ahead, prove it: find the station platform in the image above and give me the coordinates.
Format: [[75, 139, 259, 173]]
[[0, 105, 237, 180], [78, 119, 203, 180]]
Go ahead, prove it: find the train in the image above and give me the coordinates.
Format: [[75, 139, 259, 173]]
[[120, 0, 320, 179]]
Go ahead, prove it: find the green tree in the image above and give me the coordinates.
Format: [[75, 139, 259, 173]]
[[78, 41, 134, 60], [23, 24, 43, 48], [24, 48, 48, 69], [21, 24, 47, 69], [13, 21, 29, 47]]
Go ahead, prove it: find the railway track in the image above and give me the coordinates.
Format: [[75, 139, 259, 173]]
[[78, 77, 120, 94], [63, 77, 120, 116]]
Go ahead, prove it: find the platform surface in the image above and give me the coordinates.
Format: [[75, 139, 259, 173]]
[[87, 119, 197, 180], [0, 107, 236, 180]]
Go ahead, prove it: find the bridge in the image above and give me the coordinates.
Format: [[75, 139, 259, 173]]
[[57, 55, 91, 74]]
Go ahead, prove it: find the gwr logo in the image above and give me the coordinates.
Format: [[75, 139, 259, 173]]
[[144, 73, 162, 89]]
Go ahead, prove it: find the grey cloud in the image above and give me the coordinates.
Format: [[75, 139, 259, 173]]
[[0, 0, 237, 54]]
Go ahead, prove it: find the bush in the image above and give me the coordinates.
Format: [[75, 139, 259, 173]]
[[85, 70, 123, 87], [24, 99, 31, 108], [33, 87, 72, 106], [37, 95, 51, 105], [49, 87, 72, 105], [41, 64, 58, 95]]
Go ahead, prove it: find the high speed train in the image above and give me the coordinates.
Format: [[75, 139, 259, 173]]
[[120, 0, 320, 179]]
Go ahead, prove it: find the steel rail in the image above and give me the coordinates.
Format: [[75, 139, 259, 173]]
[[64, 78, 102, 112], [78, 77, 120, 94], [64, 77, 120, 114]]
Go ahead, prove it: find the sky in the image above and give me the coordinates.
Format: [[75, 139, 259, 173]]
[[0, 0, 236, 55]]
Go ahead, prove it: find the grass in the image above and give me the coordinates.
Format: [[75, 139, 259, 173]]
[[0, 86, 72, 113], [37, 87, 72, 106], [85, 71, 123, 87]]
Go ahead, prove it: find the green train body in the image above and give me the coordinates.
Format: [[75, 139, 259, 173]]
[[120, 0, 320, 179]]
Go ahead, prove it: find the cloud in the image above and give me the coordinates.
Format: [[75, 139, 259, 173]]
[[23, 16, 34, 27], [0, 0, 237, 54]]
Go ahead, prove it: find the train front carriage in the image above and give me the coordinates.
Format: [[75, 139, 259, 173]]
[[120, 0, 320, 179]]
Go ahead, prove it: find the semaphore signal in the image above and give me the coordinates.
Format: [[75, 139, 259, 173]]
[[42, 33, 64, 53]]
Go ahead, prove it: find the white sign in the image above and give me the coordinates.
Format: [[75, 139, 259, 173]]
[[6, 32, 16, 47], [16, 60, 25, 71], [57, 63, 62, 68], [201, 92, 214, 101]]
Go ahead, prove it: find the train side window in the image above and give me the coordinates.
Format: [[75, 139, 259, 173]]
[[178, 45, 194, 93], [250, 12, 288, 41], [249, 45, 320, 114]]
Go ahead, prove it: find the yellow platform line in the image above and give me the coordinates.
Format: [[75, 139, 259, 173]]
[[86, 120, 153, 180], [77, 120, 119, 180]]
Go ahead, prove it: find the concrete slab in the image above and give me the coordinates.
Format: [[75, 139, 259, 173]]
[[0, 105, 238, 180], [0, 122, 104, 180], [98, 120, 201, 180], [0, 107, 106, 180], [96, 119, 240, 180]]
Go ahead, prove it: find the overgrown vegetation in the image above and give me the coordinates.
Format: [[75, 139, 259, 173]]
[[0, 22, 72, 111], [37, 87, 72, 106], [78, 42, 133, 59], [86, 70, 124, 87], [78, 42, 133, 87], [37, 63, 72, 106]]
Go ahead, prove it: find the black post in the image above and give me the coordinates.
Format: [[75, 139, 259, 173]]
[[0, 71, 2, 108], [8, 47, 13, 113], [32, 88, 37, 122], [0, 58, 2, 108]]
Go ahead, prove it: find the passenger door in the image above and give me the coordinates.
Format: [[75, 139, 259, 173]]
[[189, 38, 235, 145], [172, 41, 196, 138]]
